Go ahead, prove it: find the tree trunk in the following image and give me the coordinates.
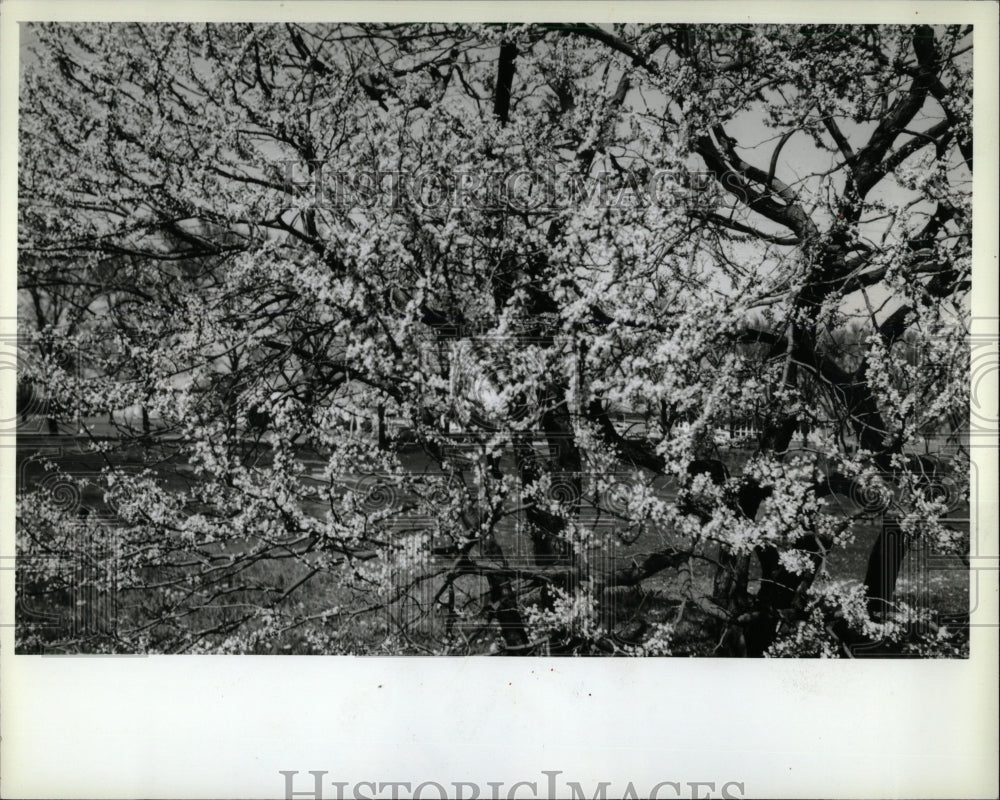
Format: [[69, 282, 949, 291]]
[[711, 549, 751, 655], [863, 519, 909, 618]]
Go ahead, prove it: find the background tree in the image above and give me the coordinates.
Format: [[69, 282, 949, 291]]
[[17, 22, 971, 655]]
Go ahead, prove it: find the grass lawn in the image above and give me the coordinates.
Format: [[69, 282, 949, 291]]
[[15, 430, 970, 654]]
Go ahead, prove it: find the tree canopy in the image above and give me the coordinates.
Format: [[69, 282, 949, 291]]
[[17, 23, 972, 655]]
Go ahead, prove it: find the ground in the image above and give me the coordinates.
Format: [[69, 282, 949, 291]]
[[15, 423, 970, 655]]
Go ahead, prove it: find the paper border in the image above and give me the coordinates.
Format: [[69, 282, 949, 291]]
[[1, 3, 996, 798]]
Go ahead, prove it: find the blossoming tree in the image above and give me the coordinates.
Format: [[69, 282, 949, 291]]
[[17, 23, 972, 655]]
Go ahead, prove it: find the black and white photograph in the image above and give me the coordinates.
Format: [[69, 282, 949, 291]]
[[10, 16, 982, 657], [1, 2, 997, 798]]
